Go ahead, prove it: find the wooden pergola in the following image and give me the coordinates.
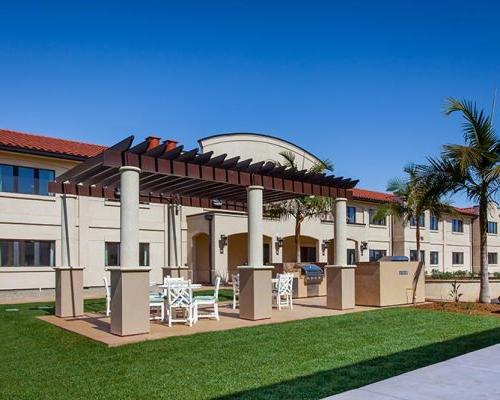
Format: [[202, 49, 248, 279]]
[[50, 136, 359, 336]]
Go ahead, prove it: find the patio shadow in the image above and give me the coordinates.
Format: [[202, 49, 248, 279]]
[[214, 326, 500, 400]]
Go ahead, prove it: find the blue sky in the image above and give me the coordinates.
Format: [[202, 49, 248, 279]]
[[1, 1, 499, 206]]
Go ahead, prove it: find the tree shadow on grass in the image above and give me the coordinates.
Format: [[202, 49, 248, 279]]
[[215, 327, 500, 400]]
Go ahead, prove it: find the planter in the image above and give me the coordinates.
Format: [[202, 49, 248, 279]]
[[425, 279, 500, 302]]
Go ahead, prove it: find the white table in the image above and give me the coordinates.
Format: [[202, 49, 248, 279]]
[[158, 283, 203, 290]]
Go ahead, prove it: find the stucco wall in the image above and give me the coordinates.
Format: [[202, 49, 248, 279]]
[[426, 279, 500, 302]]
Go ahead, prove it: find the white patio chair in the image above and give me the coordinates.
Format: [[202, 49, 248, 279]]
[[232, 273, 239, 309], [272, 273, 293, 310], [103, 277, 111, 317], [193, 276, 221, 322], [149, 292, 165, 321], [165, 280, 195, 327]]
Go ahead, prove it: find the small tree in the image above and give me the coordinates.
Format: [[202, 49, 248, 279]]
[[266, 151, 333, 263], [374, 164, 455, 303], [417, 98, 499, 303]]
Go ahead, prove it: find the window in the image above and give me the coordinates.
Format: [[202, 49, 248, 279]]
[[369, 249, 386, 262], [0, 240, 55, 267], [410, 250, 425, 263], [487, 221, 498, 234], [369, 209, 386, 226], [105, 242, 150, 267], [452, 252, 464, 265], [263, 243, 270, 264], [410, 214, 425, 227], [139, 243, 150, 267], [452, 219, 464, 233], [347, 249, 356, 265], [0, 164, 55, 196], [430, 215, 439, 231], [300, 246, 316, 262], [346, 206, 356, 224], [430, 251, 439, 265], [488, 252, 498, 265]]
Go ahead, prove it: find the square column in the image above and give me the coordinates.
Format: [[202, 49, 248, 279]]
[[54, 267, 84, 317], [327, 197, 355, 310], [238, 185, 273, 320], [110, 166, 150, 336]]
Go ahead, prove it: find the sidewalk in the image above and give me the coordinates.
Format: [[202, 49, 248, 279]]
[[325, 344, 500, 400]]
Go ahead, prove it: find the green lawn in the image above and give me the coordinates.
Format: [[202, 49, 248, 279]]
[[1, 301, 500, 400]]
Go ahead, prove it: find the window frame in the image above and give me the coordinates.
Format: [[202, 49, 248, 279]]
[[429, 214, 439, 231], [368, 209, 386, 226], [0, 239, 55, 267], [346, 206, 356, 224], [452, 251, 464, 265], [452, 219, 464, 233], [409, 214, 425, 228], [430, 251, 439, 265], [0, 163, 55, 196], [488, 252, 498, 265], [369, 249, 387, 262], [487, 221, 498, 235], [105, 242, 150, 267]]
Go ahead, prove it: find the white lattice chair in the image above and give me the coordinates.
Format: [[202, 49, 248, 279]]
[[103, 277, 111, 317], [231, 273, 240, 309], [165, 280, 195, 327], [272, 273, 293, 310], [193, 276, 221, 322]]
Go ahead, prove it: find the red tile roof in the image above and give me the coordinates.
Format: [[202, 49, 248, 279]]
[[350, 188, 396, 203], [455, 207, 479, 217], [0, 128, 107, 160]]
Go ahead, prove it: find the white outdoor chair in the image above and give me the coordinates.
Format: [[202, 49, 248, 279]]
[[165, 280, 195, 327], [103, 277, 111, 317], [272, 273, 293, 310], [232, 273, 240, 309], [193, 276, 221, 322], [149, 292, 165, 321]]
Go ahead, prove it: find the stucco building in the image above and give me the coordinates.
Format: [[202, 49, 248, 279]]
[[0, 129, 496, 290]]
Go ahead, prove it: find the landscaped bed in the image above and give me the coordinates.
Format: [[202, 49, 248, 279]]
[[417, 301, 500, 317], [2, 300, 500, 400]]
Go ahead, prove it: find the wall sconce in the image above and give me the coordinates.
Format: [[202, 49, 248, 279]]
[[321, 239, 331, 256], [360, 241, 368, 255], [275, 236, 284, 255], [219, 234, 228, 254]]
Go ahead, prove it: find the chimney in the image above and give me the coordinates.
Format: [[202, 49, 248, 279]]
[[165, 139, 178, 151], [146, 135, 161, 150]]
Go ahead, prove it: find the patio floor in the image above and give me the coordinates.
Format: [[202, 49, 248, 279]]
[[39, 297, 375, 347]]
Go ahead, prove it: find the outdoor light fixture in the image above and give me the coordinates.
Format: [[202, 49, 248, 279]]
[[219, 234, 228, 254], [212, 199, 223, 208], [360, 241, 368, 255], [321, 239, 331, 256], [275, 236, 284, 255]]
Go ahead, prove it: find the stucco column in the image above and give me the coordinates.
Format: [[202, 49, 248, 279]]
[[326, 197, 355, 310], [334, 198, 348, 266], [110, 166, 151, 336], [248, 185, 264, 266], [238, 185, 273, 320], [54, 195, 84, 318]]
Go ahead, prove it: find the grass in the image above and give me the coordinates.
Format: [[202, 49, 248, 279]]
[[1, 301, 500, 400]]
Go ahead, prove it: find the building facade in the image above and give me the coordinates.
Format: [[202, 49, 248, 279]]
[[0, 129, 497, 290]]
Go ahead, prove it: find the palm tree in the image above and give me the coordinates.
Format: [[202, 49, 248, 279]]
[[416, 98, 500, 303], [373, 164, 455, 303], [266, 151, 333, 263]]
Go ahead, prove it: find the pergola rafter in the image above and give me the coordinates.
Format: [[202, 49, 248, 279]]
[[49, 135, 359, 207]]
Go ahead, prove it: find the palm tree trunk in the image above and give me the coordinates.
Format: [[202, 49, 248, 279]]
[[295, 219, 301, 264], [412, 221, 423, 304], [479, 194, 491, 303]]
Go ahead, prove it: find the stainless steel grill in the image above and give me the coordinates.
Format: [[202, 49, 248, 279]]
[[301, 264, 324, 285]]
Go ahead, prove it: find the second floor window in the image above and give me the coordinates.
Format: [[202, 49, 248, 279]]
[[452, 219, 464, 233], [0, 164, 55, 196], [105, 242, 150, 267], [487, 221, 498, 234], [452, 252, 464, 265], [346, 206, 356, 224], [429, 215, 439, 231], [369, 209, 386, 226], [410, 214, 425, 227]]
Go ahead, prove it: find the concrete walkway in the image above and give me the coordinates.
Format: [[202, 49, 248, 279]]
[[326, 344, 500, 399]]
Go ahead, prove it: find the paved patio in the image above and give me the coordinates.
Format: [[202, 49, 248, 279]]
[[39, 297, 374, 347], [325, 343, 500, 400]]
